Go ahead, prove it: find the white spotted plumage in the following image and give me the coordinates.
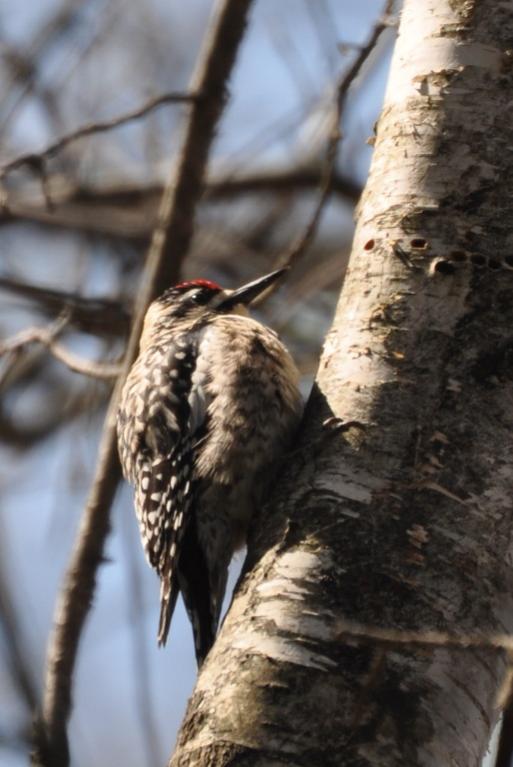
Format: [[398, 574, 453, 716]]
[[117, 273, 302, 665]]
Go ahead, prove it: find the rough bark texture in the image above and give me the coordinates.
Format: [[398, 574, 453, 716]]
[[170, 1, 513, 765]]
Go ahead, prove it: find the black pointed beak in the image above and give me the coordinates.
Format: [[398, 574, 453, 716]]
[[217, 267, 289, 310]]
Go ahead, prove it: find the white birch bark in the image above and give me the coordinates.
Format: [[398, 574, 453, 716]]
[[170, 1, 513, 765]]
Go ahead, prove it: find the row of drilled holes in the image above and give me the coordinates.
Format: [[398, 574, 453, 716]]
[[363, 238, 513, 270]]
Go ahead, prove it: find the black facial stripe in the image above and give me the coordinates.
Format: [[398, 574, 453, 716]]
[[158, 288, 218, 321], [160, 285, 220, 305]]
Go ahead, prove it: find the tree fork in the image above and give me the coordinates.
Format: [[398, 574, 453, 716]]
[[170, 2, 513, 765]]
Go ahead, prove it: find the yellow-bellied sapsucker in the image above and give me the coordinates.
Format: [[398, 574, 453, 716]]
[[117, 268, 302, 665]]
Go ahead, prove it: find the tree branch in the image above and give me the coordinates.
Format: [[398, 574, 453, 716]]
[[0, 524, 39, 717], [0, 90, 197, 181], [0, 167, 362, 240], [278, 0, 394, 271], [0, 0, 90, 137], [31, 1, 254, 765], [0, 276, 130, 337], [0, 319, 121, 380]]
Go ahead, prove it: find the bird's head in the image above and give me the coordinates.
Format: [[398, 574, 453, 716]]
[[142, 267, 288, 338]]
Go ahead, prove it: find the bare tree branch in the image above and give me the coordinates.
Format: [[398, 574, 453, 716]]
[[207, 166, 361, 202], [121, 517, 163, 767], [0, 312, 67, 352], [37, 342, 120, 380], [0, 91, 199, 209], [0, 521, 39, 717], [0, 91, 197, 178], [31, 1, 254, 765], [0, 382, 107, 448], [0, 319, 121, 380], [0, 167, 361, 240], [0, 276, 130, 337], [279, 0, 394, 271], [0, 313, 69, 390], [0, 0, 89, 137]]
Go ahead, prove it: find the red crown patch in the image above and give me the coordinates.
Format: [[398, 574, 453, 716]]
[[174, 279, 222, 291]]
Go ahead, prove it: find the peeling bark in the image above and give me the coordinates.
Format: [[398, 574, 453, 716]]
[[169, 1, 513, 765]]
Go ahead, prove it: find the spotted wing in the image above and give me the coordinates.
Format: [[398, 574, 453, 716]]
[[120, 331, 211, 646]]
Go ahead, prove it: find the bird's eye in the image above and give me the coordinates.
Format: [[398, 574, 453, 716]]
[[189, 289, 210, 305]]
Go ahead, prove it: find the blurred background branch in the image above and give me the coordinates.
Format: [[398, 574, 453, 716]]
[[0, 89, 198, 183], [278, 0, 393, 273]]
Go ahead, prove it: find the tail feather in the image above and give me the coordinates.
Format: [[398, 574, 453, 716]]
[[178, 571, 216, 666], [156, 514, 223, 664], [157, 574, 179, 647], [178, 517, 218, 666]]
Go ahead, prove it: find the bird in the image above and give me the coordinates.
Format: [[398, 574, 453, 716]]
[[116, 267, 302, 665]]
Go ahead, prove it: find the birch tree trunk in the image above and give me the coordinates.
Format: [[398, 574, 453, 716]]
[[170, 1, 513, 764]]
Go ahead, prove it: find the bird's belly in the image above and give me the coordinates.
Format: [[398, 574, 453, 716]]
[[195, 424, 282, 547]]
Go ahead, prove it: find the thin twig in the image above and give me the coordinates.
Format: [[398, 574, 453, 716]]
[[42, 341, 121, 380], [0, 312, 69, 391], [207, 166, 361, 202], [278, 0, 394, 272], [32, 2, 253, 766], [0, 320, 121, 380], [0, 519, 39, 717], [0, 167, 362, 241], [0, 0, 89, 137], [0, 90, 198, 181], [121, 515, 162, 767], [0, 313, 69, 352], [0, 383, 107, 447], [0, 276, 130, 336]]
